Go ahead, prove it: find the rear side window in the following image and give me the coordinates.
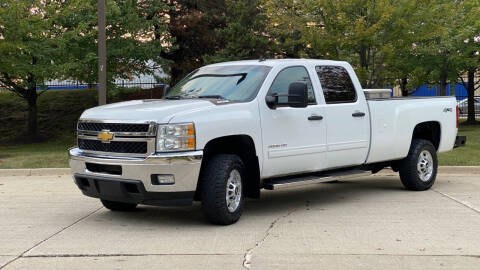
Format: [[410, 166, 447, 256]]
[[315, 66, 357, 104]]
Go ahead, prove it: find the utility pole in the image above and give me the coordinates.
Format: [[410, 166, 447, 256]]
[[98, 0, 107, 105]]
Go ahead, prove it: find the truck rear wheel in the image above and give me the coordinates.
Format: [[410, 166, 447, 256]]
[[101, 199, 137, 211], [399, 139, 438, 191], [200, 154, 245, 225]]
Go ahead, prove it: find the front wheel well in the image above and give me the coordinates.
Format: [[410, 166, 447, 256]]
[[194, 135, 260, 201], [411, 121, 441, 150]]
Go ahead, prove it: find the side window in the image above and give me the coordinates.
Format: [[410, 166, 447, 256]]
[[315, 66, 357, 104], [268, 66, 316, 104]]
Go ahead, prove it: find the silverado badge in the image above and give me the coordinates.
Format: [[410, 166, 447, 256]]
[[97, 130, 114, 143]]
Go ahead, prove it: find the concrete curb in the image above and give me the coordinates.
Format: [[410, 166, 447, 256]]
[[0, 166, 479, 177], [0, 168, 71, 177], [377, 166, 480, 175]]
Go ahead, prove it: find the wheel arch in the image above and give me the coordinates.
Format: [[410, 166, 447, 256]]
[[194, 135, 261, 201], [410, 121, 441, 150]]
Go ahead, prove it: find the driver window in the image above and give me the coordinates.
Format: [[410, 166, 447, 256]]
[[268, 66, 316, 104]]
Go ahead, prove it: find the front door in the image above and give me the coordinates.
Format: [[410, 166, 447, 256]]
[[260, 66, 327, 178], [315, 65, 370, 169]]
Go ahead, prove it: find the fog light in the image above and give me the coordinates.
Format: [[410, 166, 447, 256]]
[[151, 174, 175, 185]]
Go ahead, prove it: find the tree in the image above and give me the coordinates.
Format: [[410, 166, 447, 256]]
[[0, 0, 70, 141], [261, 0, 310, 58], [282, 0, 417, 88], [148, 0, 227, 85], [204, 0, 275, 63], [407, 0, 468, 96], [451, 0, 480, 124], [61, 0, 171, 89], [382, 0, 424, 96], [0, 0, 170, 141]]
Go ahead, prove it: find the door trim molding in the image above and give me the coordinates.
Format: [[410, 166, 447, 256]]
[[327, 140, 369, 152], [268, 144, 327, 158]]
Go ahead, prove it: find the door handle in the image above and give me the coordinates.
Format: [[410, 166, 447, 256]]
[[308, 115, 323, 121], [352, 112, 366, 117]]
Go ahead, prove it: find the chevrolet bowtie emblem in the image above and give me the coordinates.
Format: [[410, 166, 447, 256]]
[[97, 130, 114, 143]]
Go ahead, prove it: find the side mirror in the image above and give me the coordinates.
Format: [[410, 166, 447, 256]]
[[266, 82, 308, 109], [266, 95, 278, 109], [287, 82, 308, 108]]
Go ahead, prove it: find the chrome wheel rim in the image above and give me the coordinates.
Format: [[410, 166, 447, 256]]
[[417, 150, 434, 182], [226, 169, 242, 213]]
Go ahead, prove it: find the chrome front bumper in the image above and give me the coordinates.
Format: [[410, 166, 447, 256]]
[[69, 148, 203, 193]]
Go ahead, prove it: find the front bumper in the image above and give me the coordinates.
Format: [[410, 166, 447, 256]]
[[69, 148, 203, 206]]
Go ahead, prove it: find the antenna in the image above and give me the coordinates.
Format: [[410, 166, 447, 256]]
[[259, 55, 266, 62]]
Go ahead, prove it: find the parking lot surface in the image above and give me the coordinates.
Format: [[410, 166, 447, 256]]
[[1, 171, 479, 269]]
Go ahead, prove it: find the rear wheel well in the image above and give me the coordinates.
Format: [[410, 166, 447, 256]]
[[411, 121, 441, 150], [194, 135, 260, 201]]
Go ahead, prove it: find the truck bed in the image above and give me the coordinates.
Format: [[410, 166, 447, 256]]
[[365, 97, 457, 164]]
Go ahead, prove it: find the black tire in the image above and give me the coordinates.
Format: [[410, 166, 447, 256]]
[[399, 139, 438, 191], [101, 199, 137, 211], [200, 154, 246, 225]]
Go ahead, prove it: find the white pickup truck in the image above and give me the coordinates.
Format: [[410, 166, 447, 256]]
[[69, 59, 466, 225]]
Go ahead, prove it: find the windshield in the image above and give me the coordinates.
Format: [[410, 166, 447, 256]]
[[166, 65, 272, 102]]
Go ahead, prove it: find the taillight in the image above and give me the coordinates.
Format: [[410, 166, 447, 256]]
[[456, 105, 459, 128]]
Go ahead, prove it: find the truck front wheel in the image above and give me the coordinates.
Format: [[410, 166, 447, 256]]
[[200, 154, 246, 225], [399, 139, 438, 191]]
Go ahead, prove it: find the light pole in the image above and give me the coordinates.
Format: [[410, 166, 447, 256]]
[[98, 0, 107, 105]]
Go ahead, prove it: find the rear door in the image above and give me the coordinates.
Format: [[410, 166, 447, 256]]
[[315, 65, 370, 169]]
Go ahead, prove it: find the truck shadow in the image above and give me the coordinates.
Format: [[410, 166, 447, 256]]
[[245, 177, 404, 216], [95, 177, 406, 226]]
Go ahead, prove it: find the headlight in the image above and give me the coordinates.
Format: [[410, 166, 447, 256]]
[[156, 123, 195, 152]]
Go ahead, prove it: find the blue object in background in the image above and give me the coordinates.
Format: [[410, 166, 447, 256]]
[[36, 85, 91, 90], [412, 83, 467, 100]]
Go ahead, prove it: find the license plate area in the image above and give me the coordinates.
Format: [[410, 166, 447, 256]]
[[86, 163, 122, 175]]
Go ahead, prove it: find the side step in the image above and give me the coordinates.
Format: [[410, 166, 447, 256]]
[[263, 169, 371, 190]]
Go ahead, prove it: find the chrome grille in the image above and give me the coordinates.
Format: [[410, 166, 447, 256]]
[[77, 122, 150, 133], [76, 120, 157, 157], [78, 139, 148, 154]]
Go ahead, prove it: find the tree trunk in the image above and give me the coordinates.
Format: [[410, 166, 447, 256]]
[[466, 69, 476, 124], [359, 45, 368, 68], [400, 77, 409, 96], [358, 45, 368, 87], [439, 67, 448, 96], [26, 87, 38, 142]]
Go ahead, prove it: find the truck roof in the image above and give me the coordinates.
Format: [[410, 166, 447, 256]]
[[205, 59, 350, 68]]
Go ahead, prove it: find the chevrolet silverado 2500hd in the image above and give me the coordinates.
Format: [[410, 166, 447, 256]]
[[69, 59, 466, 225]]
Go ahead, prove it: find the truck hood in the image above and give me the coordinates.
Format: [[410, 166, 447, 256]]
[[80, 99, 216, 123]]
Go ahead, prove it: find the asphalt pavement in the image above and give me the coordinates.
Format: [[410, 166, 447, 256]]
[[0, 170, 479, 269]]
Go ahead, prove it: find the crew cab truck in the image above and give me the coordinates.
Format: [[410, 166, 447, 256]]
[[69, 59, 466, 225]]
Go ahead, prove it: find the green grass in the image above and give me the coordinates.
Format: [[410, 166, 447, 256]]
[[438, 123, 480, 166], [0, 137, 75, 169]]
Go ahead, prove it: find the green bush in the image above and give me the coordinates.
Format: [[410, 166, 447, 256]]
[[0, 90, 97, 144], [108, 86, 142, 102]]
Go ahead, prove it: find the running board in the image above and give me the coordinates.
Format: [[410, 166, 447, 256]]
[[263, 169, 371, 190]]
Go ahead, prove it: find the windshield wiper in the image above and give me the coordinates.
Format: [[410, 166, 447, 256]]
[[191, 73, 247, 85], [165, 95, 183, 100], [198, 95, 229, 100]]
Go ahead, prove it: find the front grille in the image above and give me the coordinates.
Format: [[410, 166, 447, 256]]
[[78, 122, 150, 133], [78, 139, 148, 154]]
